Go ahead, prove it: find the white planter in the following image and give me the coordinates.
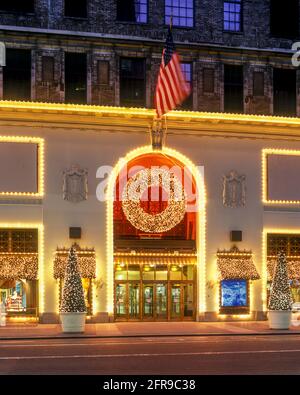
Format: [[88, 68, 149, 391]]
[[268, 310, 292, 330], [60, 312, 86, 333]]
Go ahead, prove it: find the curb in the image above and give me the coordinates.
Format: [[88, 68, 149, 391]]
[[1, 330, 300, 341]]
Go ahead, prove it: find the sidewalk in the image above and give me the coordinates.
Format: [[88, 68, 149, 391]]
[[1, 320, 300, 340]]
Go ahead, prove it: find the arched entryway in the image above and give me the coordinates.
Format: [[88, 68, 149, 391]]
[[106, 146, 206, 321]]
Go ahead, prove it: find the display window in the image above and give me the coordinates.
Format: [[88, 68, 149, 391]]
[[0, 279, 37, 315], [220, 279, 249, 314]]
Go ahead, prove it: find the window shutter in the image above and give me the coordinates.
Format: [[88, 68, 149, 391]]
[[42, 56, 54, 82]]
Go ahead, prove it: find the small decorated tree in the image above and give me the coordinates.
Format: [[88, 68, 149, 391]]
[[60, 246, 86, 332], [268, 252, 293, 329]]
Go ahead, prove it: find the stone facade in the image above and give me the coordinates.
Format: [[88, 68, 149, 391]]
[[0, 0, 299, 115]]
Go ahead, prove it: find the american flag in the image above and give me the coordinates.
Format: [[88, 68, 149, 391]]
[[154, 27, 191, 118]]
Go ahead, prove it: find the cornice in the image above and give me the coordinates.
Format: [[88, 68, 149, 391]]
[[1, 100, 300, 141]]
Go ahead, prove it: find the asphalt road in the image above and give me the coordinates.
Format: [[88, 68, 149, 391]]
[[0, 335, 300, 375]]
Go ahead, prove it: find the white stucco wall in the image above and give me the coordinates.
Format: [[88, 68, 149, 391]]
[[2, 121, 300, 321]]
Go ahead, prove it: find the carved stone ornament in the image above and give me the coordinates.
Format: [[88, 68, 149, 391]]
[[222, 170, 246, 208], [63, 165, 88, 203]]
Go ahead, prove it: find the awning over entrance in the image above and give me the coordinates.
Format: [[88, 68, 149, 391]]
[[54, 247, 96, 279], [217, 250, 260, 281], [0, 253, 38, 280], [114, 254, 197, 266], [267, 257, 300, 281]]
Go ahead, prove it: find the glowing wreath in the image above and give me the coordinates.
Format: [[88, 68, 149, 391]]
[[122, 168, 186, 233]]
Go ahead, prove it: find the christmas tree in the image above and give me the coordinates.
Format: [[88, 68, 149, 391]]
[[60, 246, 86, 313], [269, 251, 293, 311]]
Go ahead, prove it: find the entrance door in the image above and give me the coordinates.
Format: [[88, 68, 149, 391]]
[[115, 284, 127, 319], [170, 284, 182, 319], [183, 283, 194, 319], [143, 285, 154, 319], [156, 283, 167, 320], [129, 284, 140, 319]]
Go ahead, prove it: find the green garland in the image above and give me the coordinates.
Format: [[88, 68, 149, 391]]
[[269, 252, 293, 311], [60, 246, 86, 313]]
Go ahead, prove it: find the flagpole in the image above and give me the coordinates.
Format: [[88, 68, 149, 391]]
[[150, 17, 173, 151]]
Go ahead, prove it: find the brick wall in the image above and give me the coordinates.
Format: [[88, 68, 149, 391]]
[[0, 0, 299, 115]]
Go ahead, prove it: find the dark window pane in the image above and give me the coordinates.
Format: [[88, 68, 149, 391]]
[[270, 0, 299, 38], [3, 49, 31, 101], [165, 0, 194, 27], [223, 0, 242, 31], [203, 68, 215, 93], [65, 52, 87, 104], [0, 231, 9, 252], [11, 229, 38, 253], [253, 71, 264, 96], [0, 0, 34, 13], [224, 64, 244, 113], [117, 0, 148, 23], [64, 0, 87, 18], [179, 62, 193, 109], [120, 58, 146, 107], [267, 233, 300, 256], [42, 56, 54, 82], [273, 68, 296, 116]]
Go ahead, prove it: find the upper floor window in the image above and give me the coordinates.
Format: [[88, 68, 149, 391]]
[[64, 0, 87, 18], [65, 52, 87, 104], [3, 49, 31, 101], [224, 64, 244, 113], [223, 0, 242, 32], [273, 68, 296, 117], [165, 0, 194, 28], [0, 0, 34, 13], [270, 0, 299, 39], [117, 0, 148, 23], [119, 58, 146, 107], [180, 63, 193, 109]]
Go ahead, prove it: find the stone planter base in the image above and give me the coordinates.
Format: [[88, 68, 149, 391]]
[[268, 311, 292, 329], [60, 312, 86, 333]]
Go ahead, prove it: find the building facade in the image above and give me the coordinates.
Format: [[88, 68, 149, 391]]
[[0, 1, 300, 323]]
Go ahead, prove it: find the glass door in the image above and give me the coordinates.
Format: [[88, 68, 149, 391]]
[[183, 283, 194, 319], [156, 283, 167, 320], [143, 285, 154, 319], [115, 284, 127, 318], [129, 283, 140, 319], [170, 284, 182, 319]]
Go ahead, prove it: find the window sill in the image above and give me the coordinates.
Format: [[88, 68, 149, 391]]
[[63, 16, 88, 21], [219, 307, 250, 315], [222, 30, 244, 35], [164, 24, 195, 30], [0, 10, 35, 15], [115, 20, 148, 26]]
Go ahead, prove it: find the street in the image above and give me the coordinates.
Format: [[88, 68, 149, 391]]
[[0, 334, 300, 375]]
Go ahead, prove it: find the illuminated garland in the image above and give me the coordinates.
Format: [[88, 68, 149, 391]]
[[217, 252, 260, 281], [267, 257, 300, 281], [122, 168, 186, 233], [54, 248, 96, 279], [269, 252, 293, 311], [0, 253, 38, 280]]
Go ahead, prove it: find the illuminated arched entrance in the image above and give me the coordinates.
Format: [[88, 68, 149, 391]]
[[106, 146, 206, 321]]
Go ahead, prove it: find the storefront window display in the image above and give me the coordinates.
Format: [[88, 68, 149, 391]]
[[220, 279, 249, 314], [0, 279, 37, 315]]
